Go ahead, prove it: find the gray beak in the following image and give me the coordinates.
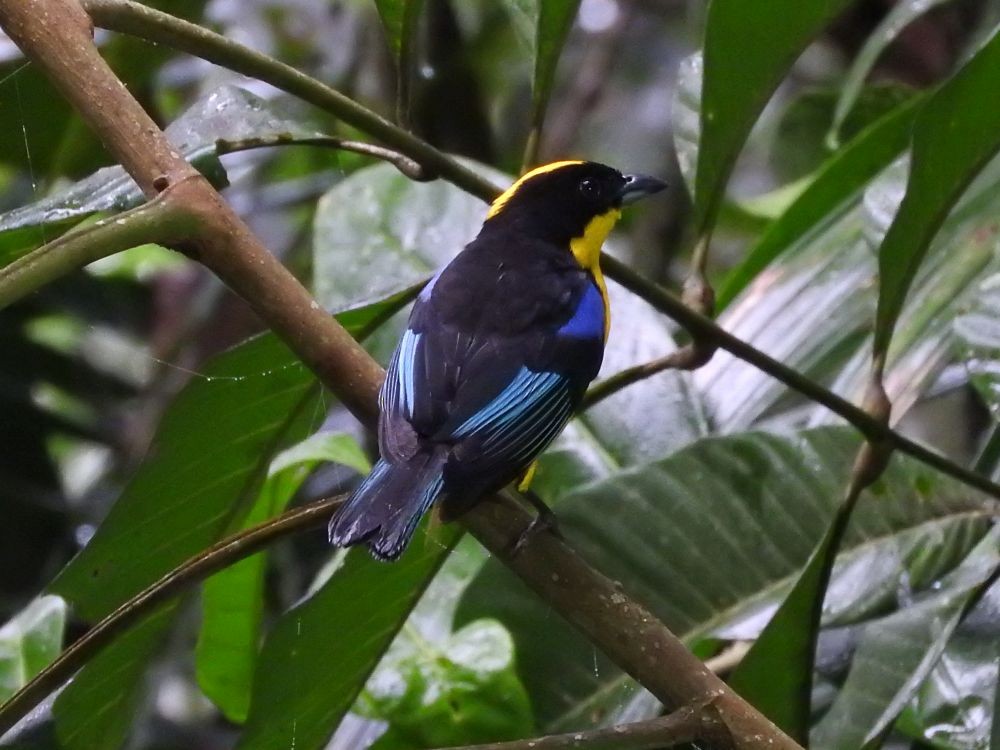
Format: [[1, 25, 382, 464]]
[[618, 173, 668, 204]]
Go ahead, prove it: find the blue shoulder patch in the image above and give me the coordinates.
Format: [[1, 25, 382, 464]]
[[558, 282, 605, 339]]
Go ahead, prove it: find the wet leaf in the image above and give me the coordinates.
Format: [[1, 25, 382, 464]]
[[0, 596, 66, 702], [812, 529, 1000, 749], [873, 26, 1000, 360], [0, 85, 322, 268], [456, 427, 993, 731], [694, 0, 855, 232], [196, 432, 370, 723]]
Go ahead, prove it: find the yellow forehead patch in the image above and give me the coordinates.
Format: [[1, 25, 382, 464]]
[[486, 160, 584, 219]]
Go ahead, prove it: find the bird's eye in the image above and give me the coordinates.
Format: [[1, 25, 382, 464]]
[[579, 178, 600, 199]]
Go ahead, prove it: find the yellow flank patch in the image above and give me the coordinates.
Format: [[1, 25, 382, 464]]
[[570, 208, 620, 341], [487, 160, 584, 219], [517, 460, 539, 492]]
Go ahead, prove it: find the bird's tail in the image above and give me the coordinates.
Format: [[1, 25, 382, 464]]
[[328, 451, 447, 561]]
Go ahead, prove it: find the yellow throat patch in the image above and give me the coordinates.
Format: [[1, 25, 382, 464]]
[[571, 208, 620, 342]]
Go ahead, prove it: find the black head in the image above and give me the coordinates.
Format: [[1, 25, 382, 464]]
[[484, 161, 666, 245]]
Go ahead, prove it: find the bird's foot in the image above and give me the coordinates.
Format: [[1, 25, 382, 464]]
[[509, 499, 563, 557]]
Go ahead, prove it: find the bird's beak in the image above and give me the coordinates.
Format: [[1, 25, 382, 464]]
[[618, 174, 668, 204]]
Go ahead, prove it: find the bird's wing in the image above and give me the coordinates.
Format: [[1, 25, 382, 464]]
[[378, 259, 605, 481]]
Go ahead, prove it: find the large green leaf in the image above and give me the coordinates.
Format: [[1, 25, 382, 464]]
[[812, 528, 1000, 749], [0, 597, 66, 703], [455, 427, 993, 731], [312, 161, 503, 312], [0, 85, 321, 268], [195, 432, 370, 723], [235, 531, 460, 750], [873, 26, 1000, 360], [700, 141, 1000, 432], [717, 94, 922, 309], [694, 0, 856, 232], [46, 298, 394, 750]]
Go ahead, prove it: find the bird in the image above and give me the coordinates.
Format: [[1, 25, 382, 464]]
[[329, 160, 667, 560]]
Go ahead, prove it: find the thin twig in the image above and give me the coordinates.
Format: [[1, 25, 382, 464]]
[[216, 135, 435, 181], [434, 702, 725, 750], [0, 495, 344, 738]]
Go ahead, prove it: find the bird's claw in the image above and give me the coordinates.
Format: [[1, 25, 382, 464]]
[[509, 507, 563, 556]]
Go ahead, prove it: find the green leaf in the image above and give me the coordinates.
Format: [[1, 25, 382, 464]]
[[717, 93, 923, 309], [728, 495, 858, 742], [312, 161, 506, 312], [373, 0, 407, 55], [954, 273, 1000, 418], [812, 529, 1000, 749], [828, 0, 958, 147], [235, 532, 459, 750], [873, 27, 1000, 360], [456, 427, 993, 731], [0, 85, 322, 268], [357, 620, 534, 746], [529, 0, 582, 146], [0, 596, 66, 702], [47, 298, 394, 750], [695, 0, 855, 232], [195, 432, 370, 722], [703, 141, 1000, 431]]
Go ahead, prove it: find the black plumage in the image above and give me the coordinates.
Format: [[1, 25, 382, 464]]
[[329, 161, 666, 560]]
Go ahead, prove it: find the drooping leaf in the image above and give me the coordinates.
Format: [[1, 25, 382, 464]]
[[694, 0, 856, 232], [812, 529, 1000, 750], [0, 85, 323, 268], [235, 531, 460, 750], [0, 596, 66, 702], [828, 0, 959, 147], [728, 491, 860, 742], [47, 297, 396, 750], [717, 93, 923, 309], [195, 432, 370, 723], [873, 26, 1000, 361], [456, 427, 993, 731], [528, 0, 582, 161]]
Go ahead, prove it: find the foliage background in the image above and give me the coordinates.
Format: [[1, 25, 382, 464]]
[[0, 0, 998, 749]]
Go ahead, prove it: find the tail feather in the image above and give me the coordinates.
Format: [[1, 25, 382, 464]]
[[328, 452, 446, 561]]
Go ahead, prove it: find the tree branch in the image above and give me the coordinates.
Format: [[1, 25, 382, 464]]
[[434, 701, 726, 750]]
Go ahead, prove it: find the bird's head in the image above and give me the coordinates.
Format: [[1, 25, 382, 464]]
[[483, 160, 666, 273]]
